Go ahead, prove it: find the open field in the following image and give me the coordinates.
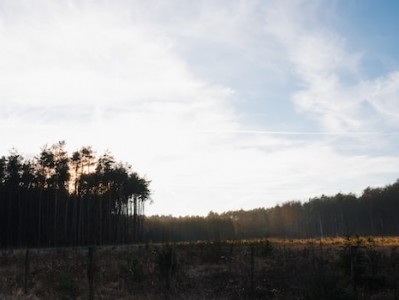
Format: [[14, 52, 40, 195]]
[[1, 236, 399, 299]]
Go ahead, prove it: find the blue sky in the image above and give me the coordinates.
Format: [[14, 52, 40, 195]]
[[1, 0, 399, 216]]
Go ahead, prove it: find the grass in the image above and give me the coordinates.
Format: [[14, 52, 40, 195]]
[[1, 236, 399, 299]]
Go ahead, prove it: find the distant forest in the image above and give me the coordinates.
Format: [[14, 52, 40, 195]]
[[0, 141, 150, 248], [1, 142, 399, 248], [145, 180, 399, 242]]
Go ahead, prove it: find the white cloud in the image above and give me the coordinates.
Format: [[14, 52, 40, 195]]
[[262, 0, 399, 134], [0, 5, 200, 106], [1, 0, 398, 216], [360, 72, 399, 121]]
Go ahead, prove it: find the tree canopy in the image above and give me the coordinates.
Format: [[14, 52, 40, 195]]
[[145, 180, 399, 242], [0, 141, 150, 248], [2, 141, 398, 247]]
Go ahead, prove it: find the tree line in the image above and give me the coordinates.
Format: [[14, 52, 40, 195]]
[[0, 141, 150, 248], [144, 180, 399, 242]]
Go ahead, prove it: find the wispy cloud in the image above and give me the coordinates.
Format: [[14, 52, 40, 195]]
[[262, 1, 399, 133], [1, 0, 398, 216]]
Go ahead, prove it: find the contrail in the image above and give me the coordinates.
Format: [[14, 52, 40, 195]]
[[196, 130, 399, 136]]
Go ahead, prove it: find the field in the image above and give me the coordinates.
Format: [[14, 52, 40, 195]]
[[1, 236, 399, 299]]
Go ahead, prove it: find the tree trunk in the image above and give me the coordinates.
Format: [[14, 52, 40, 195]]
[[133, 196, 137, 243], [53, 189, 58, 247], [37, 190, 42, 246], [18, 188, 23, 247], [64, 195, 69, 246]]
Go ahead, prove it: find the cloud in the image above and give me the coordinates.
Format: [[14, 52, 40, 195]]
[[361, 72, 399, 121], [1, 0, 398, 216], [263, 0, 399, 134], [0, 4, 199, 107]]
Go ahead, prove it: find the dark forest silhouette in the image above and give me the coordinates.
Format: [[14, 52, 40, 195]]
[[145, 180, 399, 242], [1, 141, 399, 247], [0, 141, 150, 248]]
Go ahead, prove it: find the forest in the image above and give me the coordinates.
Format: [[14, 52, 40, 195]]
[[145, 180, 399, 242], [1, 141, 399, 248], [0, 141, 150, 248]]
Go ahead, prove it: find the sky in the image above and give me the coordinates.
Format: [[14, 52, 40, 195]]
[[1, 0, 399, 216]]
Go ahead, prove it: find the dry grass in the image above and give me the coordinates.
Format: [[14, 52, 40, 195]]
[[241, 236, 399, 245], [1, 237, 399, 299]]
